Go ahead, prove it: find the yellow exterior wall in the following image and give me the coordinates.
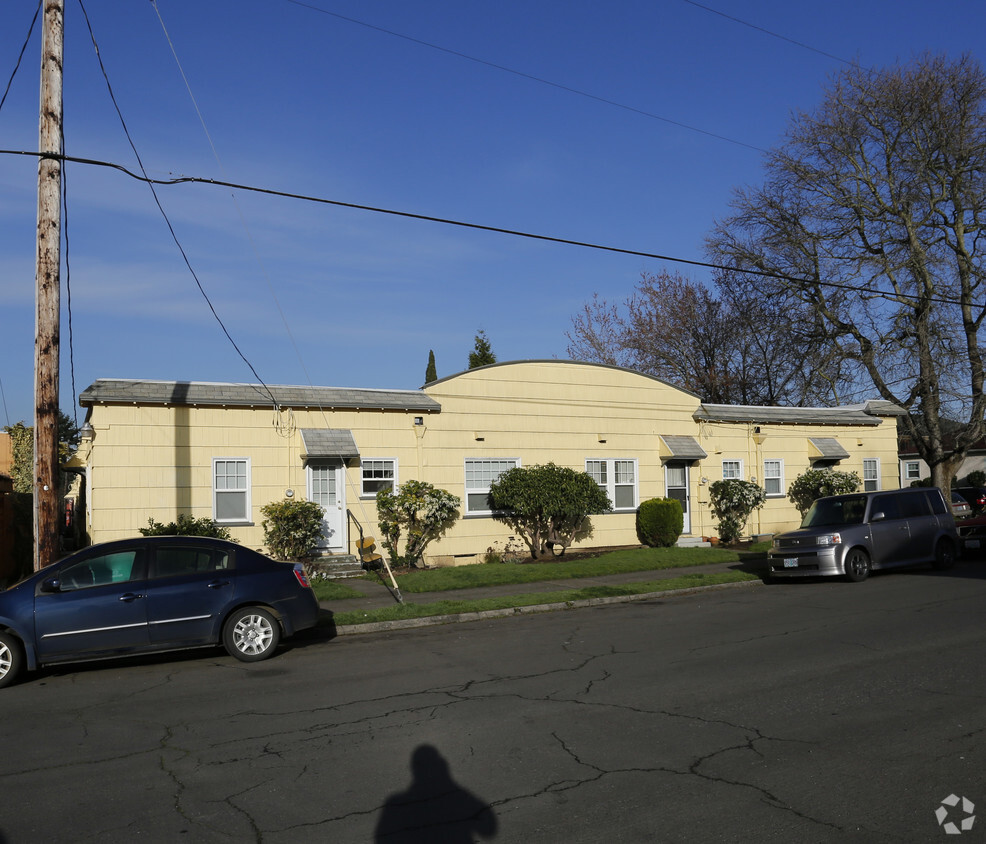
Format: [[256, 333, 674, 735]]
[[80, 362, 901, 562], [693, 420, 900, 539]]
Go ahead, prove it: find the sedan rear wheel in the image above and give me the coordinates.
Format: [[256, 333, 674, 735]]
[[844, 548, 871, 583], [0, 631, 24, 689], [223, 608, 281, 662]]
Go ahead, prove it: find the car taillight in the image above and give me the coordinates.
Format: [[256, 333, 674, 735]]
[[293, 566, 312, 588]]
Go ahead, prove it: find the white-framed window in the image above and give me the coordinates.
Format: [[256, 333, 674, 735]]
[[863, 458, 881, 492], [361, 458, 397, 497], [722, 459, 743, 481], [213, 458, 251, 523], [904, 460, 921, 482], [586, 458, 638, 511], [763, 459, 784, 497], [465, 457, 519, 515]]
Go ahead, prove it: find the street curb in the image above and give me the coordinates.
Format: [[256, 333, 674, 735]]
[[327, 577, 763, 636]]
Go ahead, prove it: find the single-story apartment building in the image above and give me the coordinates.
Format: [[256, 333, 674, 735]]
[[74, 360, 904, 564]]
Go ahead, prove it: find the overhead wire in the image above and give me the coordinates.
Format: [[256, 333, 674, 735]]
[[679, 0, 863, 69], [284, 0, 766, 154], [0, 0, 41, 116], [1, 147, 979, 314], [75, 0, 278, 410], [149, 0, 315, 400]]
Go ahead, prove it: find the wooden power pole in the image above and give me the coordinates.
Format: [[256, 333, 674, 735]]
[[34, 0, 64, 570]]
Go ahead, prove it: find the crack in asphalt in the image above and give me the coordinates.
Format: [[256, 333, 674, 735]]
[[10, 639, 841, 840]]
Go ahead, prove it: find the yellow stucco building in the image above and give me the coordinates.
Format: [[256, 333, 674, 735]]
[[76, 360, 903, 563]]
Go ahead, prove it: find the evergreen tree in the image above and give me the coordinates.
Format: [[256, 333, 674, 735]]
[[425, 349, 437, 383], [468, 330, 497, 369]]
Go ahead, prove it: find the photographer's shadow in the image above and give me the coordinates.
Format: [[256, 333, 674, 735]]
[[375, 744, 498, 842]]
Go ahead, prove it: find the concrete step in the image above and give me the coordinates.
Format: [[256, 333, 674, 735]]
[[309, 555, 365, 579], [676, 536, 712, 548]]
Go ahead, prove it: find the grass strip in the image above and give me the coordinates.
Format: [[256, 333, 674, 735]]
[[380, 545, 760, 594], [328, 569, 759, 626], [310, 580, 365, 601]]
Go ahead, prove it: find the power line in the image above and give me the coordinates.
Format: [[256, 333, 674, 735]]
[[2, 147, 979, 313], [284, 0, 766, 154], [150, 0, 318, 400], [0, 0, 41, 116], [679, 0, 863, 69], [74, 0, 278, 410]]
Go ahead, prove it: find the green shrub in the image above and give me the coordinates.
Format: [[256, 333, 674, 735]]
[[139, 513, 232, 540], [260, 499, 325, 560], [376, 480, 461, 568], [489, 463, 610, 559], [788, 468, 861, 515], [709, 479, 766, 544], [962, 470, 986, 487], [636, 498, 683, 547]]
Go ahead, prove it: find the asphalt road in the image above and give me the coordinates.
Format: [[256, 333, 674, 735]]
[[2, 563, 985, 843]]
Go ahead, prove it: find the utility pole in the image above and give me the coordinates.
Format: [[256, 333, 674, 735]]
[[34, 0, 64, 570]]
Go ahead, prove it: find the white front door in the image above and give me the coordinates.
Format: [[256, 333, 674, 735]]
[[307, 462, 345, 551], [665, 464, 691, 534]]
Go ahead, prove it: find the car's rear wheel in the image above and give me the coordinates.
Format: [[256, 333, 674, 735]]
[[0, 631, 24, 689], [933, 538, 956, 571], [844, 548, 871, 583], [223, 608, 281, 662]]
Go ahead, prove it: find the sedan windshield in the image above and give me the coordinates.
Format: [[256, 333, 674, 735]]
[[801, 495, 867, 528]]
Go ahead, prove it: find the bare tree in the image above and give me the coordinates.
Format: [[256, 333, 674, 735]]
[[566, 269, 849, 404], [707, 54, 986, 492]]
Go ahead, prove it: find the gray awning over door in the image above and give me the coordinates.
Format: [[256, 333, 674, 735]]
[[300, 429, 360, 459], [658, 435, 708, 461]]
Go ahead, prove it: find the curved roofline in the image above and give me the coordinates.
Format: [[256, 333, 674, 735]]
[[422, 359, 702, 398]]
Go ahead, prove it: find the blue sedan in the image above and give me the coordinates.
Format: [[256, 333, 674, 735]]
[[0, 536, 321, 688]]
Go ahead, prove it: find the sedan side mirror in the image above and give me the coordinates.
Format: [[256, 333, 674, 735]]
[[40, 578, 62, 594], [870, 512, 885, 522]]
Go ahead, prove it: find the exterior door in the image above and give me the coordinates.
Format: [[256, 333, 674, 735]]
[[308, 461, 345, 551], [665, 464, 690, 534]]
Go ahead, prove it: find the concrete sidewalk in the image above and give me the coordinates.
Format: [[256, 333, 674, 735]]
[[316, 561, 765, 635]]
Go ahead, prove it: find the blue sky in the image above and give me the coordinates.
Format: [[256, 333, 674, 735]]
[[1, 0, 983, 428]]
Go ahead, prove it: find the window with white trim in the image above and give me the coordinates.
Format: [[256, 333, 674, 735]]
[[863, 458, 881, 492], [722, 459, 743, 481], [361, 458, 397, 497], [465, 458, 519, 515], [213, 458, 251, 523], [586, 458, 638, 510], [904, 461, 921, 481], [763, 459, 784, 497]]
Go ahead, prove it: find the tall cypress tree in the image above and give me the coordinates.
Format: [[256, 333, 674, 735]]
[[425, 350, 437, 383]]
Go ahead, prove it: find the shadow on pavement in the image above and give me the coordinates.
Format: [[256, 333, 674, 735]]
[[375, 744, 498, 843]]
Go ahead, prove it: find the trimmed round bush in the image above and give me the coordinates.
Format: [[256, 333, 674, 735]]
[[636, 497, 684, 548]]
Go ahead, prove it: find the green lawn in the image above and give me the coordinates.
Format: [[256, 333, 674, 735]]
[[311, 542, 770, 610], [329, 569, 760, 627]]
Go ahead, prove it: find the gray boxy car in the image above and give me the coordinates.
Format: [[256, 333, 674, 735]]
[[768, 487, 958, 582]]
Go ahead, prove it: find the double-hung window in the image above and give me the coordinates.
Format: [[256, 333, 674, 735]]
[[722, 459, 743, 481], [763, 459, 784, 497], [465, 458, 519, 515], [904, 461, 921, 482], [213, 458, 250, 523], [361, 458, 397, 497], [586, 458, 638, 511], [863, 458, 881, 492]]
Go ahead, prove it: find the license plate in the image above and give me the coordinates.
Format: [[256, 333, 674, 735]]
[[966, 539, 980, 549], [783, 558, 798, 568]]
